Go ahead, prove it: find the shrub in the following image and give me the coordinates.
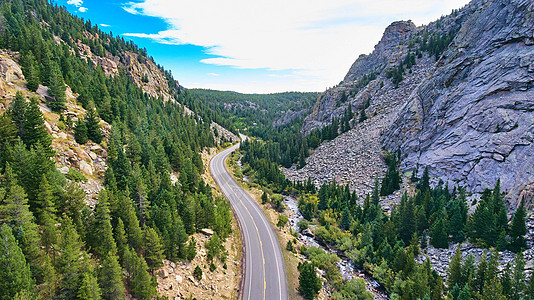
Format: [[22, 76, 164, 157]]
[[65, 168, 87, 182]]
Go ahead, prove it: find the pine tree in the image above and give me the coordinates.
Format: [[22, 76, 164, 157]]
[[0, 224, 35, 300], [511, 252, 526, 300], [298, 262, 322, 300], [117, 193, 144, 252], [85, 102, 103, 144], [473, 251, 488, 295], [448, 200, 466, 243], [261, 191, 268, 204], [90, 190, 117, 258], [74, 119, 88, 144], [77, 271, 102, 300], [143, 225, 164, 271], [9, 92, 26, 139], [0, 113, 17, 148], [447, 246, 463, 290], [56, 216, 89, 299], [509, 201, 527, 252], [123, 247, 156, 300], [22, 96, 52, 150], [0, 179, 42, 275], [21, 52, 40, 92], [114, 217, 128, 259], [186, 237, 197, 261], [458, 284, 471, 300], [430, 212, 448, 248], [98, 253, 125, 300], [47, 60, 66, 111], [461, 254, 476, 289], [37, 175, 58, 253], [340, 206, 352, 231]]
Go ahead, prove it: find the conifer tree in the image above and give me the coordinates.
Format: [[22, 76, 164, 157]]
[[47, 60, 66, 111], [123, 246, 156, 299], [114, 217, 128, 259], [117, 193, 144, 252], [22, 97, 52, 150], [509, 200, 527, 252], [461, 254, 476, 288], [38, 254, 59, 299], [458, 284, 471, 300], [430, 212, 448, 248], [511, 252, 526, 300], [261, 191, 268, 204], [143, 225, 164, 271], [56, 216, 90, 299], [340, 206, 352, 231], [74, 119, 88, 144], [448, 200, 466, 242], [85, 102, 103, 144], [9, 91, 26, 138], [0, 224, 35, 300], [37, 175, 58, 253], [298, 262, 322, 300], [98, 253, 125, 300], [90, 190, 117, 258], [0, 177, 42, 274], [77, 270, 102, 300], [20, 51, 40, 92], [447, 246, 463, 290], [473, 251, 488, 295]]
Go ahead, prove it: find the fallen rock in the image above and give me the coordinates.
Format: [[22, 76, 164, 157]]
[[79, 160, 93, 175], [201, 228, 214, 236]]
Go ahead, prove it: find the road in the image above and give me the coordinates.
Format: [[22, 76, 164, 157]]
[[210, 138, 289, 300]]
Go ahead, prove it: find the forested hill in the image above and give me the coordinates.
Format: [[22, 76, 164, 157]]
[[0, 0, 236, 299], [187, 89, 317, 130]]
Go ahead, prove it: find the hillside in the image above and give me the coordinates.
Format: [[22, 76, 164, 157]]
[[292, 0, 533, 209], [0, 0, 241, 299]]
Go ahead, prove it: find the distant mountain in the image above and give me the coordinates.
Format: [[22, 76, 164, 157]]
[[298, 0, 533, 207]]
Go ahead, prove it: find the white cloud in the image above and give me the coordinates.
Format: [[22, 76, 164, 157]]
[[78, 7, 88, 12], [100, 24, 111, 27], [208, 73, 220, 76], [67, 0, 83, 7], [122, 0, 470, 92]]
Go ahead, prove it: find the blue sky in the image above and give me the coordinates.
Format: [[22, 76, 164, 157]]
[[57, 0, 470, 93]]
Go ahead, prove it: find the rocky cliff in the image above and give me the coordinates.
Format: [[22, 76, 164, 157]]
[[296, 0, 534, 207]]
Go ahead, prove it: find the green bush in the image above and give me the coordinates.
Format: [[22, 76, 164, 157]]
[[56, 120, 66, 131], [193, 266, 202, 281], [65, 167, 87, 182]]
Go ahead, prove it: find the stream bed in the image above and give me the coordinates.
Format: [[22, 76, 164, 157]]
[[284, 196, 388, 299]]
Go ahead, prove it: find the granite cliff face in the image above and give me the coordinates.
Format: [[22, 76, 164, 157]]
[[297, 0, 534, 206]]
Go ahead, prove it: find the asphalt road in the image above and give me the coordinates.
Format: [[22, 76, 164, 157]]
[[210, 138, 289, 300]]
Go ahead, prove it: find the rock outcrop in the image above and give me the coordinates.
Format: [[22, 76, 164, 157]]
[[296, 0, 533, 208], [382, 0, 534, 206]]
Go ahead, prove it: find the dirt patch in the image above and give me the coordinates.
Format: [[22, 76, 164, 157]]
[[155, 227, 241, 299]]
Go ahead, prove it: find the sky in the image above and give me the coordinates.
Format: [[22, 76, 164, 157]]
[[57, 0, 470, 93]]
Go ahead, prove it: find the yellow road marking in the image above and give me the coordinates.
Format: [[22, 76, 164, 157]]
[[231, 187, 266, 300]]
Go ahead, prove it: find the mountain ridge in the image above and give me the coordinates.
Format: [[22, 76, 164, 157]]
[[297, 0, 533, 208]]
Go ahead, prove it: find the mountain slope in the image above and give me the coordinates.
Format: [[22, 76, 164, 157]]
[[295, 0, 533, 206]]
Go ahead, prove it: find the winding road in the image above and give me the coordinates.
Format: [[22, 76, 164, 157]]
[[210, 138, 289, 300]]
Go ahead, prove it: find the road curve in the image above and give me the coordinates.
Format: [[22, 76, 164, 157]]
[[210, 138, 289, 300]]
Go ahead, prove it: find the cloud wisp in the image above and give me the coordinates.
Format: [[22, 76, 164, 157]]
[[122, 0, 469, 92]]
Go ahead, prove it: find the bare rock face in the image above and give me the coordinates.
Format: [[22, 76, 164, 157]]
[[382, 0, 534, 204], [299, 0, 534, 207]]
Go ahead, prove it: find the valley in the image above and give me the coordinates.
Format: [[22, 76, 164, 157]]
[[0, 0, 532, 299]]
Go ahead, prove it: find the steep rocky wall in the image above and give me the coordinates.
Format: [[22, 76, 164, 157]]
[[382, 0, 534, 202], [298, 0, 533, 207]]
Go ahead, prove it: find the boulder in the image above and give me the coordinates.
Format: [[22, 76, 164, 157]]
[[200, 228, 214, 236], [79, 161, 93, 175]]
